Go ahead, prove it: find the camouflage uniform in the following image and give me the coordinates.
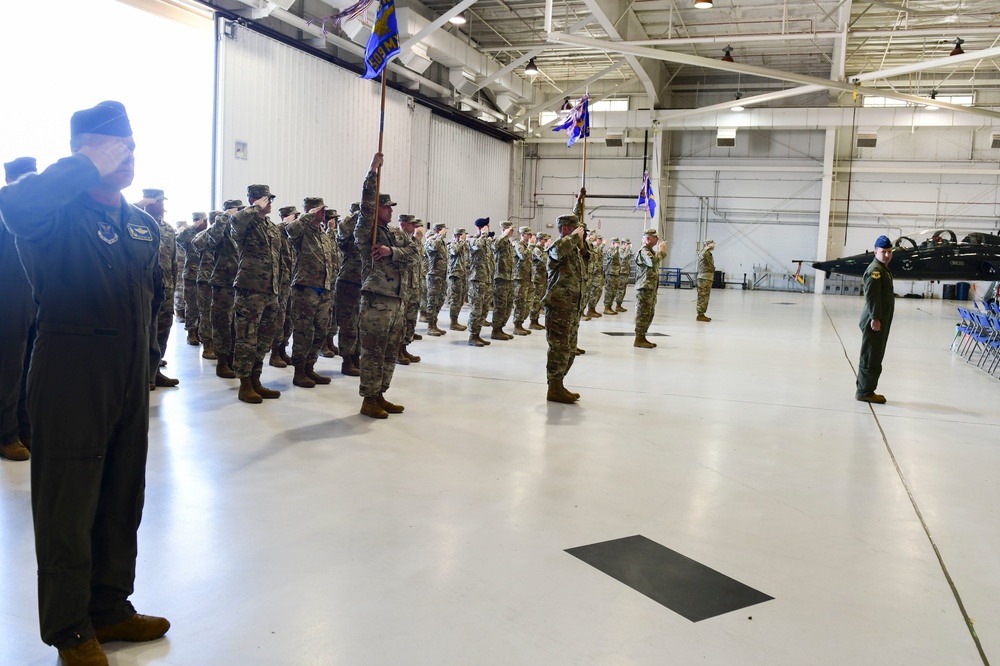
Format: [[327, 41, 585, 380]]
[[206, 211, 239, 361], [696, 243, 715, 317], [176, 222, 204, 336], [603, 240, 621, 311], [545, 219, 585, 386], [616, 242, 631, 309], [492, 227, 515, 332], [153, 217, 176, 365], [529, 236, 548, 327], [355, 172, 418, 398], [588, 241, 605, 312], [634, 238, 667, 338], [272, 222, 294, 353], [336, 209, 362, 363], [400, 217, 422, 347], [424, 228, 448, 329], [447, 234, 468, 326], [230, 201, 281, 379], [174, 228, 187, 316], [325, 219, 342, 344], [512, 230, 534, 331], [192, 221, 217, 354], [286, 210, 336, 367], [579, 237, 594, 318], [467, 232, 494, 339]]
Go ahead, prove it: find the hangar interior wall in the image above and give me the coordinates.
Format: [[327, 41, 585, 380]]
[[215, 20, 511, 227]]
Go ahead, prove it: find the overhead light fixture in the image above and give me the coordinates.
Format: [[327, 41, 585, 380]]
[[694, 0, 713, 8], [524, 57, 538, 76], [732, 92, 745, 112], [721, 46, 734, 63], [950, 37, 964, 56], [561, 97, 573, 111], [449, 11, 467, 25], [926, 90, 940, 110]]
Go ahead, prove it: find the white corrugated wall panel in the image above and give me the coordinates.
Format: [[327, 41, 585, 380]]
[[216, 23, 456, 214], [427, 115, 512, 229]]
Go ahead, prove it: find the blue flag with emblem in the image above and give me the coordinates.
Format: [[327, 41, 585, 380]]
[[636, 171, 656, 219], [362, 0, 401, 80], [552, 95, 590, 147]]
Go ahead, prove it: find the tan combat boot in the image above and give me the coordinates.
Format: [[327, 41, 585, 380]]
[[306, 364, 331, 385], [0, 439, 30, 461], [602, 306, 617, 315], [400, 344, 421, 363], [616, 304, 627, 312], [269, 345, 287, 368], [427, 320, 447, 336], [186, 328, 200, 346], [586, 305, 602, 318], [216, 354, 236, 379], [341, 356, 361, 376], [154, 370, 180, 387], [546, 379, 579, 404], [360, 396, 388, 419], [696, 314, 712, 322], [529, 318, 545, 330], [377, 393, 404, 414], [468, 334, 488, 347], [238, 377, 262, 404], [450, 319, 467, 331], [293, 364, 316, 388], [513, 323, 530, 336], [491, 327, 513, 340], [278, 345, 291, 364], [201, 339, 216, 360], [634, 335, 657, 349], [251, 373, 281, 399], [57, 637, 108, 666]]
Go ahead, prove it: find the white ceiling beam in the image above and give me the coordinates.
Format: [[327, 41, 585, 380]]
[[511, 59, 628, 126], [398, 0, 478, 54], [579, 0, 660, 104]]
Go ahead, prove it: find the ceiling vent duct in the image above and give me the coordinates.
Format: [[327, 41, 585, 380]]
[[856, 128, 878, 148], [606, 132, 624, 148], [991, 132, 1000, 149], [717, 128, 736, 147]]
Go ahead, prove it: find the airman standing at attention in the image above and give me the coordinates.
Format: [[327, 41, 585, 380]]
[[586, 234, 605, 319], [633, 228, 668, 349], [491, 220, 516, 339], [354, 153, 417, 418], [424, 222, 449, 336], [511, 225, 534, 336], [230, 185, 283, 403], [135, 188, 179, 389], [544, 194, 587, 403], [602, 237, 621, 315], [0, 156, 38, 462], [529, 232, 549, 330], [696, 239, 716, 322], [174, 219, 188, 321], [177, 212, 208, 346], [320, 208, 343, 358], [206, 199, 243, 379], [335, 202, 363, 376], [447, 227, 468, 331], [467, 217, 494, 346], [616, 238, 631, 312], [580, 229, 596, 321], [192, 211, 222, 361], [269, 208, 295, 369], [285, 197, 336, 388], [856, 235, 895, 404], [398, 214, 423, 364]]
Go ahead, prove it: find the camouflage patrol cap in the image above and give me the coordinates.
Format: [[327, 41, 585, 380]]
[[192, 212, 207, 222], [247, 184, 275, 201], [350, 202, 361, 213], [536, 232, 550, 240], [704, 238, 715, 245], [223, 199, 245, 210], [556, 214, 580, 228], [278, 206, 297, 218], [141, 188, 166, 201], [303, 197, 324, 209], [4, 156, 36, 180], [325, 209, 340, 220], [379, 194, 396, 206], [499, 220, 513, 229], [519, 226, 532, 234], [625, 238, 632, 244], [433, 222, 446, 231], [643, 228, 658, 236], [209, 210, 224, 222], [454, 228, 466, 235], [398, 214, 416, 223], [611, 237, 620, 243]]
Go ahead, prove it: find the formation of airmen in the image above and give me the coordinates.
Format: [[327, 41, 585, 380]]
[[134, 174, 643, 413]]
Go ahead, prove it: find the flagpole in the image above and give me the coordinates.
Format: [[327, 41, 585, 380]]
[[373, 72, 388, 248]]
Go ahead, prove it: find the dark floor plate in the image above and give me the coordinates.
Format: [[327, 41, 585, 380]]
[[566, 535, 773, 622], [602, 332, 668, 337]]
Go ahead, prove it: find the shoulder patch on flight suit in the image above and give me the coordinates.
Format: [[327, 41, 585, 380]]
[[98, 222, 119, 245], [871, 269, 881, 279], [126, 223, 153, 242]]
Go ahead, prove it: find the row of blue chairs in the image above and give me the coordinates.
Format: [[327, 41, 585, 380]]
[[954, 306, 1000, 376]]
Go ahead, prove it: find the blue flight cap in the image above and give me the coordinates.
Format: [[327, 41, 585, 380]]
[[4, 156, 36, 180], [70, 100, 133, 138], [874, 235, 892, 249]]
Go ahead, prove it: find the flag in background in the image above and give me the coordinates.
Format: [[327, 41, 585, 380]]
[[552, 95, 590, 147], [636, 171, 657, 219], [362, 0, 401, 80]]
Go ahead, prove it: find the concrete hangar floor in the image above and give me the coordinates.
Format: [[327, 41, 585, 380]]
[[1, 287, 996, 665]]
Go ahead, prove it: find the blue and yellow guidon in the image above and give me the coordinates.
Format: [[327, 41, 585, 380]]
[[98, 221, 119, 245], [127, 223, 153, 242], [362, 0, 400, 80]]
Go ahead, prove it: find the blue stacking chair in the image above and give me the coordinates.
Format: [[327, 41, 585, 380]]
[[955, 308, 978, 356]]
